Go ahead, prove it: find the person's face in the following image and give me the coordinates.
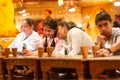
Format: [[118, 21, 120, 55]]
[[57, 25, 67, 39], [21, 20, 33, 34], [44, 26, 56, 38], [96, 20, 113, 38], [44, 11, 51, 18]]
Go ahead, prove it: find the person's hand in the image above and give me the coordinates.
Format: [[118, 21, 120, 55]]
[[22, 49, 34, 56], [97, 35, 106, 45], [97, 49, 110, 57], [22, 49, 28, 55]]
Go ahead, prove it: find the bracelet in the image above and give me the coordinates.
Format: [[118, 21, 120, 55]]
[[106, 48, 112, 53]]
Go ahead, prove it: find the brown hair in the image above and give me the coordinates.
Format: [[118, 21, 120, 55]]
[[45, 9, 52, 14]]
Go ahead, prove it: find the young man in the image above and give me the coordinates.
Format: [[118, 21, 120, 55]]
[[95, 11, 120, 57], [95, 12, 120, 79]]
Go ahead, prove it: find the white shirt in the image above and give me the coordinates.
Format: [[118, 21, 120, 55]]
[[9, 31, 42, 52], [42, 37, 65, 56], [102, 28, 120, 48], [67, 28, 94, 55], [103, 28, 120, 55]]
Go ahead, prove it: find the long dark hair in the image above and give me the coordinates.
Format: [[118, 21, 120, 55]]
[[43, 18, 58, 52], [58, 21, 72, 30], [58, 21, 84, 31]]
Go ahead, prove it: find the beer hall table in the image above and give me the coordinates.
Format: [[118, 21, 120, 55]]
[[39, 55, 88, 80], [88, 56, 120, 79], [4, 56, 39, 80], [4, 54, 120, 80], [4, 54, 92, 80]]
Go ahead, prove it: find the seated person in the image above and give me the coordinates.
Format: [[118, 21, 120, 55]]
[[42, 18, 65, 55], [8, 18, 42, 76], [57, 21, 94, 55], [52, 21, 94, 79], [95, 11, 120, 57], [9, 18, 42, 54], [95, 11, 120, 78]]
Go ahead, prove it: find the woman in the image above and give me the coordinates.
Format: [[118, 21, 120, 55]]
[[52, 21, 94, 79], [9, 18, 42, 54], [57, 21, 94, 55], [8, 18, 42, 76], [42, 18, 65, 55]]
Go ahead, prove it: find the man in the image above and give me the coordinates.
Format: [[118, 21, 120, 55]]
[[95, 11, 120, 57], [36, 9, 52, 38], [95, 11, 120, 79]]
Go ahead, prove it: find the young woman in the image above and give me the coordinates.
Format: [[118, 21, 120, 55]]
[[57, 21, 94, 55], [42, 18, 65, 56]]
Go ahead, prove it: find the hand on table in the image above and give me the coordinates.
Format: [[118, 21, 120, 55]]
[[22, 49, 34, 56], [97, 35, 106, 46], [97, 48, 110, 57]]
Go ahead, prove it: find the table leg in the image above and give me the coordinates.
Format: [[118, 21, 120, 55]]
[[33, 62, 39, 80], [0, 68, 5, 80], [76, 70, 84, 80], [7, 66, 13, 80], [91, 69, 104, 80], [89, 61, 105, 80], [0, 60, 6, 80], [42, 70, 49, 80]]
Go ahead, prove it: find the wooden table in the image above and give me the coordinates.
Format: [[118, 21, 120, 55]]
[[39, 55, 87, 80], [4, 56, 39, 80], [0, 57, 6, 80], [88, 56, 120, 79]]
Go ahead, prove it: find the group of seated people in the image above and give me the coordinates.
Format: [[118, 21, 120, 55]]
[[9, 15, 95, 56], [8, 11, 120, 57], [4, 11, 120, 79]]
